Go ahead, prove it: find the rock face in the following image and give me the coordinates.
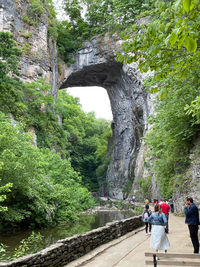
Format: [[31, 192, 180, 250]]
[[174, 133, 200, 213], [59, 34, 151, 199], [0, 0, 59, 97], [0, 0, 59, 148]]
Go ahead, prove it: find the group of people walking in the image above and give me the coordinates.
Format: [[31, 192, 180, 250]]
[[142, 197, 200, 254]]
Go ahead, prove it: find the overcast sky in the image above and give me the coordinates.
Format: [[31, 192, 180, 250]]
[[53, 0, 66, 20], [67, 87, 113, 121]]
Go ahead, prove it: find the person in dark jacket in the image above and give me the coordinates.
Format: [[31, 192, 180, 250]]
[[184, 196, 200, 253]]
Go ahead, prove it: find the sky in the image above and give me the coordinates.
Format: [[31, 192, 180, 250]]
[[67, 87, 113, 121], [53, 0, 67, 20], [53, 0, 85, 20]]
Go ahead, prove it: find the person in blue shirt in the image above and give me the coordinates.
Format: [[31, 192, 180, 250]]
[[184, 196, 200, 253], [148, 204, 170, 252]]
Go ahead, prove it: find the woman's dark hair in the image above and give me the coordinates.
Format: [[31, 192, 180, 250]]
[[186, 197, 193, 203], [145, 204, 149, 210], [154, 204, 161, 215]]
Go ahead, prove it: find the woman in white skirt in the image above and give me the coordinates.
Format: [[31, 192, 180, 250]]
[[147, 204, 170, 252]]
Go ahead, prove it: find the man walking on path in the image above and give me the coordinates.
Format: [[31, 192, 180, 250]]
[[160, 199, 170, 233], [184, 196, 200, 253]]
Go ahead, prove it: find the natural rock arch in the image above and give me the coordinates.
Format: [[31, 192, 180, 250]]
[[59, 34, 149, 199], [0, 0, 150, 199]]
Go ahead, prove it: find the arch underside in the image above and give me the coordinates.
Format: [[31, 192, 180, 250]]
[[60, 62, 123, 89]]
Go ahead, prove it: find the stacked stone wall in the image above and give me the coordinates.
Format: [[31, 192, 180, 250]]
[[0, 216, 143, 267]]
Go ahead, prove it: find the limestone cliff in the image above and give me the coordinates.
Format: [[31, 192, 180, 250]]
[[174, 133, 200, 212], [0, 0, 58, 97]]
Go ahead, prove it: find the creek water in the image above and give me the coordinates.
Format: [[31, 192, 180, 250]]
[[0, 210, 134, 259]]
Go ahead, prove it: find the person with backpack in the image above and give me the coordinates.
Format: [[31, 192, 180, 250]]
[[142, 204, 152, 235]]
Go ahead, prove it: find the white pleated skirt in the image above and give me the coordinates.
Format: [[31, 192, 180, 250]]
[[150, 225, 170, 250]]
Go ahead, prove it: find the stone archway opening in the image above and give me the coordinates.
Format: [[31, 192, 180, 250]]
[[66, 86, 113, 121], [65, 85, 113, 197]]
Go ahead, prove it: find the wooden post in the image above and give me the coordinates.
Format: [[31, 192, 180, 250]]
[[153, 254, 157, 267]]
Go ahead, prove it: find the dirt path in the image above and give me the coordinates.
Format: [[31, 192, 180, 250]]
[[66, 213, 193, 267]]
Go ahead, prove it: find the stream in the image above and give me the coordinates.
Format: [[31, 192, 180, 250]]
[[0, 210, 134, 260]]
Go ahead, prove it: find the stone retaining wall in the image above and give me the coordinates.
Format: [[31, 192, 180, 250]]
[[0, 216, 143, 267]]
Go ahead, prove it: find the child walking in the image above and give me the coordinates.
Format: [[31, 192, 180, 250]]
[[142, 204, 152, 235]]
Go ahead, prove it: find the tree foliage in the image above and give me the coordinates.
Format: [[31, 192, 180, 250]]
[[0, 32, 21, 79], [118, 0, 200, 80], [0, 112, 95, 228], [144, 73, 200, 197], [56, 0, 154, 62], [0, 177, 12, 213]]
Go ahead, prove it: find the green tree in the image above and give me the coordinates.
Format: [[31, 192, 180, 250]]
[[144, 72, 200, 197], [0, 112, 94, 228], [57, 0, 154, 62], [0, 32, 21, 79], [0, 173, 12, 212], [118, 0, 200, 81]]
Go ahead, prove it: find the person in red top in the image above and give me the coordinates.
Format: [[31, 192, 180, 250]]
[[160, 199, 170, 233]]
